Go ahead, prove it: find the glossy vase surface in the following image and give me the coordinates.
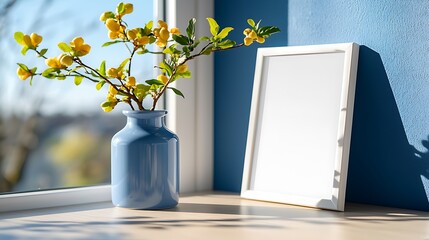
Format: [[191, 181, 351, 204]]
[[111, 110, 179, 209]]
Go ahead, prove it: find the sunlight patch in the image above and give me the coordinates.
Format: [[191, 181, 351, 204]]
[[420, 175, 429, 200]]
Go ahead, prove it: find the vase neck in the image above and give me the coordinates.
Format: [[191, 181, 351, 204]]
[[123, 110, 167, 128]]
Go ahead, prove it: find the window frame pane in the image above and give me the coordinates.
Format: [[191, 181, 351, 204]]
[[0, 0, 215, 212]]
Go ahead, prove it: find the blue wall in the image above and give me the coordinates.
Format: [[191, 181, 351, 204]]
[[214, 0, 429, 211]]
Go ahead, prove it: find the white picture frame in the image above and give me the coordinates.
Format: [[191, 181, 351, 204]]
[[241, 43, 360, 211]]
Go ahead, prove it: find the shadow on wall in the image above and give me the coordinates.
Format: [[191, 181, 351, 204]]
[[346, 46, 429, 211]]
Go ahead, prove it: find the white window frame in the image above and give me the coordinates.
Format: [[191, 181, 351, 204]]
[[0, 0, 214, 212], [165, 0, 214, 193]]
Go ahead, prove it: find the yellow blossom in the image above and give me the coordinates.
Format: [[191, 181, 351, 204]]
[[243, 28, 264, 46], [108, 31, 119, 40], [244, 37, 253, 46], [30, 33, 43, 47], [106, 93, 118, 102], [118, 32, 126, 40], [153, 28, 160, 37], [170, 28, 180, 35], [106, 19, 120, 32], [243, 28, 252, 35], [107, 68, 118, 78], [136, 36, 149, 45], [158, 20, 168, 29], [126, 76, 136, 87], [157, 74, 169, 84], [177, 64, 188, 73], [256, 36, 265, 43], [16, 67, 32, 80], [45, 56, 63, 68], [159, 28, 169, 40], [59, 54, 73, 67], [109, 85, 118, 95], [101, 95, 118, 112], [127, 29, 137, 40], [153, 20, 178, 48], [22, 34, 33, 48], [155, 28, 169, 47], [70, 37, 91, 56], [100, 11, 113, 22], [248, 30, 257, 39]]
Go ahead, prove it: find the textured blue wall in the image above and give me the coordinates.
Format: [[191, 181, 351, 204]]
[[214, 0, 429, 211]]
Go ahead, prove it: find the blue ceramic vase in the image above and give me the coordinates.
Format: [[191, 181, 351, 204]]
[[111, 110, 179, 209]]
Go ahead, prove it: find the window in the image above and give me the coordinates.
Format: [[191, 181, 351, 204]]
[[0, 0, 155, 194], [0, 0, 214, 212]]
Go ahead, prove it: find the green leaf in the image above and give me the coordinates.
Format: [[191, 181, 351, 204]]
[[217, 39, 236, 49], [136, 84, 150, 91], [101, 101, 113, 108], [96, 80, 106, 90], [102, 40, 124, 47], [247, 19, 255, 27], [74, 76, 84, 86], [255, 19, 262, 29], [100, 60, 106, 76], [191, 40, 199, 49], [58, 42, 72, 52], [117, 2, 125, 15], [118, 58, 130, 72], [172, 34, 189, 45], [137, 49, 149, 54], [149, 36, 156, 44], [14, 32, 24, 46], [207, 18, 219, 36], [90, 71, 100, 78], [21, 46, 29, 56], [159, 61, 173, 76], [145, 20, 153, 30], [17, 63, 29, 71], [41, 68, 56, 74], [186, 18, 196, 39], [169, 87, 185, 98], [29, 76, 34, 86], [39, 48, 48, 57], [216, 27, 234, 40], [258, 26, 281, 37], [66, 66, 82, 75], [199, 36, 210, 41], [182, 46, 190, 57], [135, 84, 150, 99], [202, 46, 214, 55], [41, 68, 57, 79], [163, 44, 181, 56], [177, 71, 191, 79], [57, 74, 66, 80], [142, 21, 153, 35], [146, 79, 164, 86]]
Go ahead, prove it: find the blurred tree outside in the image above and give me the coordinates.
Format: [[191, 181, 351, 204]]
[[0, 0, 154, 193]]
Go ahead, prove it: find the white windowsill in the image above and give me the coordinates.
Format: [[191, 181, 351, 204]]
[[0, 185, 110, 213], [1, 192, 429, 239]]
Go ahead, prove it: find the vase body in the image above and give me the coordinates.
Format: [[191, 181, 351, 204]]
[[111, 110, 179, 209]]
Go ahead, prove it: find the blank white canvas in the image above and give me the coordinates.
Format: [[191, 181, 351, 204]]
[[250, 52, 345, 199], [241, 43, 359, 211]]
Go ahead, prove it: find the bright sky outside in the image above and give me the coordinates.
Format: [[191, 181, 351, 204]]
[[0, 0, 155, 117]]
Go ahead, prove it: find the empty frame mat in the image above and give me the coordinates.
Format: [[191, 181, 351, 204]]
[[241, 43, 359, 211]]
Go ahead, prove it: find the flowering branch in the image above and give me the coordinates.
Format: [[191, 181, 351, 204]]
[[14, 2, 280, 113]]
